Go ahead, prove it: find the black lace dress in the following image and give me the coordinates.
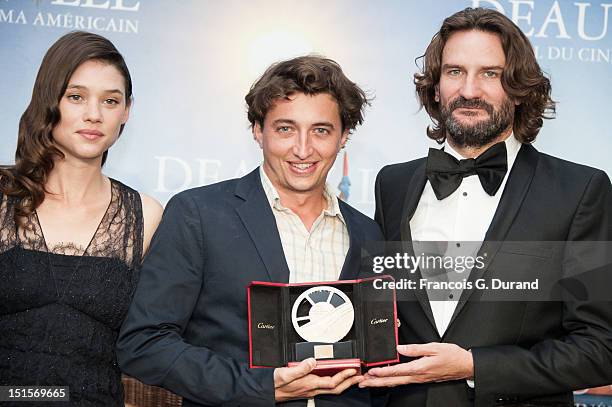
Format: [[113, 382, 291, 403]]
[[0, 179, 143, 406]]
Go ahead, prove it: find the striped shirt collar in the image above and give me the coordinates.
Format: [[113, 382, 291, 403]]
[[259, 166, 345, 223]]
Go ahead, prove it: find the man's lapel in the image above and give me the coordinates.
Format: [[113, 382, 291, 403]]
[[447, 144, 539, 328], [483, 144, 539, 241], [234, 169, 291, 283], [338, 202, 363, 280], [399, 161, 440, 332], [400, 160, 427, 243]]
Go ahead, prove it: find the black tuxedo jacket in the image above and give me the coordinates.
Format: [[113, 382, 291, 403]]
[[117, 168, 383, 407], [374, 144, 612, 407]]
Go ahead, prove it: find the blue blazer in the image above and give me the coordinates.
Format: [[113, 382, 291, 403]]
[[117, 168, 383, 407]]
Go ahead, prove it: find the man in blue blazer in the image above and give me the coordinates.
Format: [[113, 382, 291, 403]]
[[117, 56, 383, 407]]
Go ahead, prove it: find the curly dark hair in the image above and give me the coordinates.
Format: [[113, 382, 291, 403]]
[[0, 31, 132, 221], [245, 55, 371, 133], [414, 7, 555, 144]]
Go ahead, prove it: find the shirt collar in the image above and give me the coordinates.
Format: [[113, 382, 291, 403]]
[[258, 166, 345, 222], [444, 133, 522, 171]]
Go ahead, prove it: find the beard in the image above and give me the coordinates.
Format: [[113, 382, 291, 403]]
[[441, 96, 514, 148]]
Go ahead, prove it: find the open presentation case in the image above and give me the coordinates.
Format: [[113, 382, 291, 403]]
[[248, 276, 398, 375]]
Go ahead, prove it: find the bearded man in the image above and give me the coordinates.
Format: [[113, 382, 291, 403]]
[[361, 7, 612, 407]]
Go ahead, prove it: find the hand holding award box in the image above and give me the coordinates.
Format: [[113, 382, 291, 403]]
[[248, 276, 399, 375]]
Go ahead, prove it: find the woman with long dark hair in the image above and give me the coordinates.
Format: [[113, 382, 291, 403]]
[[0, 31, 163, 406]]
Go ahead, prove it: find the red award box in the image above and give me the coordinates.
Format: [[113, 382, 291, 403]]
[[248, 276, 399, 375]]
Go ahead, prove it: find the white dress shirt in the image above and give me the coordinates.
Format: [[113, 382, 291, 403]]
[[409, 135, 522, 337]]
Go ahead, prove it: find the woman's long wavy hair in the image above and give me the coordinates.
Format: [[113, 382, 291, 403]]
[[414, 7, 555, 144], [0, 31, 132, 220]]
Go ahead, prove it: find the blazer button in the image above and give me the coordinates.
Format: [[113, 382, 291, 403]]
[[396, 318, 401, 328]]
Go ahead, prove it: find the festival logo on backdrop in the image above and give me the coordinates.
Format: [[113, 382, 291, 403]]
[[473, 0, 612, 64], [0, 0, 140, 34]]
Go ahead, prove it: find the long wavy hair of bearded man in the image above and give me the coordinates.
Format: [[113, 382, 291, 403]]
[[0, 31, 133, 222], [414, 7, 556, 144]]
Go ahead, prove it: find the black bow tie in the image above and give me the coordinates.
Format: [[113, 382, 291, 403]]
[[425, 142, 508, 200]]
